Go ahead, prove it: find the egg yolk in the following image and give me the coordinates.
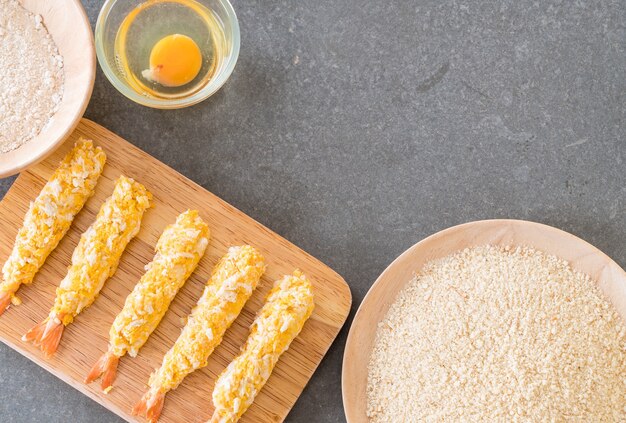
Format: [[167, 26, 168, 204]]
[[142, 34, 202, 87]]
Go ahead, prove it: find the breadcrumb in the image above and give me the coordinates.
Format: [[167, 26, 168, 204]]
[[366, 245, 626, 422]]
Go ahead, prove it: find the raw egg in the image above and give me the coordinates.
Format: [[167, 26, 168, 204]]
[[141, 34, 202, 87]]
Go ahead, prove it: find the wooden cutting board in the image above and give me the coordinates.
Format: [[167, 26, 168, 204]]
[[0, 119, 351, 423]]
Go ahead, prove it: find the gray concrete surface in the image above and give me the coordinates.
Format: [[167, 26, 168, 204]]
[[1, 0, 625, 421]]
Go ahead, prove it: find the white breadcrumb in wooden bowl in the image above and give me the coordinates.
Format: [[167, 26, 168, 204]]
[[0, 0, 94, 177], [343, 219, 626, 423]]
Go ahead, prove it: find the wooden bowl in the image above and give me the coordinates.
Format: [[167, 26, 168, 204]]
[[0, 0, 95, 178], [342, 219, 626, 422]]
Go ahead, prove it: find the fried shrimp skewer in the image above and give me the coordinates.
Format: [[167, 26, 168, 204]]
[[23, 176, 152, 358], [210, 270, 315, 423], [0, 139, 106, 315], [133, 245, 266, 423], [86, 210, 210, 392]]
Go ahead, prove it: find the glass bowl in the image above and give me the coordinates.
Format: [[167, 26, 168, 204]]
[[95, 0, 240, 109]]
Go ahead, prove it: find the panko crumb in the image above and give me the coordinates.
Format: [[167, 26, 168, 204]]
[[366, 245, 626, 422]]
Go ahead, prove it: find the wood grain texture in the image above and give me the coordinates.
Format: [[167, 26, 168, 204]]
[[0, 0, 95, 177], [342, 219, 626, 423], [0, 119, 351, 423]]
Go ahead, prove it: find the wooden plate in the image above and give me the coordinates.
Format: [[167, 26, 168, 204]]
[[0, 0, 95, 177], [342, 219, 626, 422], [0, 119, 352, 422]]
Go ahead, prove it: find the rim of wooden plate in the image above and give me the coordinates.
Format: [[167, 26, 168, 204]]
[[0, 0, 95, 177], [342, 219, 626, 423]]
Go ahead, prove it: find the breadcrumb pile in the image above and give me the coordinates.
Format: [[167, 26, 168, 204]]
[[367, 245, 626, 422]]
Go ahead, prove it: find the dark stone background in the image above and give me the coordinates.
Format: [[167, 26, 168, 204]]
[[1, 0, 624, 421]]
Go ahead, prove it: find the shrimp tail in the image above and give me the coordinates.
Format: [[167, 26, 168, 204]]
[[23, 315, 65, 359], [0, 291, 11, 316], [22, 318, 47, 344], [86, 350, 120, 391], [132, 389, 165, 423]]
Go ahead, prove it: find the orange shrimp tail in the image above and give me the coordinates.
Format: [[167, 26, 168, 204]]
[[132, 390, 165, 423], [132, 394, 147, 416], [85, 350, 120, 391], [23, 316, 65, 359], [0, 291, 11, 316], [22, 318, 47, 344]]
